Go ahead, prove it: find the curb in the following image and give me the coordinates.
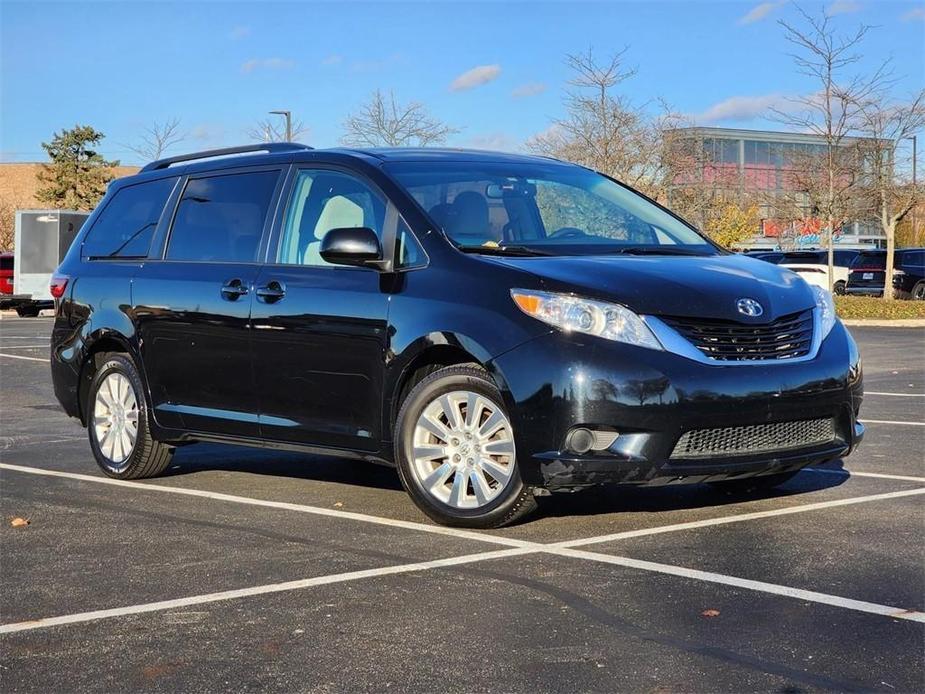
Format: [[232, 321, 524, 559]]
[[842, 319, 925, 327]]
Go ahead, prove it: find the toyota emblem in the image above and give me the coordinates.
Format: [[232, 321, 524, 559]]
[[736, 298, 764, 317]]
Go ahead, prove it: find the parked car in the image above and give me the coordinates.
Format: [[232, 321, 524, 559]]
[[744, 251, 785, 264], [780, 249, 860, 295], [0, 253, 12, 295], [892, 248, 925, 300], [846, 250, 888, 296], [50, 144, 865, 527]]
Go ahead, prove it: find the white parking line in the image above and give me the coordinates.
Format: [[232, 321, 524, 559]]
[[0, 336, 50, 339], [0, 547, 535, 635], [0, 345, 48, 349], [0, 353, 49, 362], [2, 462, 923, 631], [551, 487, 925, 550], [865, 391, 925, 398], [809, 468, 925, 483], [0, 463, 532, 550], [861, 419, 925, 427], [549, 548, 925, 623]]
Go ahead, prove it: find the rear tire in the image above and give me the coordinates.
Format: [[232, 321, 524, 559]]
[[394, 364, 537, 528], [16, 305, 39, 317], [87, 354, 173, 479], [912, 281, 925, 301], [833, 280, 846, 295], [709, 470, 798, 494]]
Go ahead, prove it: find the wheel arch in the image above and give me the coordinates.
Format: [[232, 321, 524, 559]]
[[384, 331, 509, 449], [76, 330, 148, 426]]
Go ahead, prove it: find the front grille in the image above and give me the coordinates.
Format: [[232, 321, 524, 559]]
[[671, 418, 836, 460], [662, 309, 814, 361]]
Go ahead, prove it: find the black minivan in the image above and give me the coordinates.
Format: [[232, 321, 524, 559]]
[[50, 144, 864, 527]]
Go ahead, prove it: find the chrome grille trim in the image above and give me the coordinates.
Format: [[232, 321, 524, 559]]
[[643, 308, 824, 367], [671, 418, 837, 460], [661, 309, 815, 361]]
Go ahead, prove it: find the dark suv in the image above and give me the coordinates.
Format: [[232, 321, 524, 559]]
[[50, 144, 864, 527], [893, 248, 925, 300], [847, 248, 925, 299]]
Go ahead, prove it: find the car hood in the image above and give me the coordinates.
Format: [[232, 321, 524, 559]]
[[485, 253, 815, 322]]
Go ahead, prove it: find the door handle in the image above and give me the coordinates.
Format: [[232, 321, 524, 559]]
[[221, 279, 249, 301], [256, 280, 286, 303]]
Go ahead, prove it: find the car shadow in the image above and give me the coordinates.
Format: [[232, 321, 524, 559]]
[[533, 464, 850, 520], [161, 443, 405, 492], [161, 443, 852, 521]]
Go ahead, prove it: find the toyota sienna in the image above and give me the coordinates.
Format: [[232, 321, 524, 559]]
[[50, 144, 865, 527]]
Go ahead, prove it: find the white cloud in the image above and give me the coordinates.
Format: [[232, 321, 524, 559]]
[[465, 132, 522, 152], [694, 93, 794, 123], [322, 54, 343, 66], [241, 57, 295, 74], [229, 25, 251, 40], [450, 64, 502, 92], [827, 1, 862, 15], [902, 7, 925, 21], [738, 1, 785, 25], [511, 82, 547, 98]]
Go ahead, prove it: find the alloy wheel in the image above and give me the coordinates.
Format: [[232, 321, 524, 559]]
[[410, 390, 516, 509], [93, 372, 139, 467]]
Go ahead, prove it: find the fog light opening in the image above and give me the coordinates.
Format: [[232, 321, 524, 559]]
[[564, 428, 620, 454]]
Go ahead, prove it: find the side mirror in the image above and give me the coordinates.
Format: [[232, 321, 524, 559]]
[[319, 227, 383, 267]]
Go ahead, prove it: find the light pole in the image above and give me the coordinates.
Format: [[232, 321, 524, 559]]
[[269, 110, 292, 142]]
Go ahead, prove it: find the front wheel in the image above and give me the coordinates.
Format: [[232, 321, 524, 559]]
[[833, 280, 846, 295], [87, 354, 173, 479], [394, 365, 537, 528]]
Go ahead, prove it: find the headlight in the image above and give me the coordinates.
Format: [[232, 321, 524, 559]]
[[811, 284, 836, 338], [511, 290, 663, 350]]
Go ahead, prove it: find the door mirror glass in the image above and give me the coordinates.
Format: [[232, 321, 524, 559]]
[[319, 227, 382, 267]]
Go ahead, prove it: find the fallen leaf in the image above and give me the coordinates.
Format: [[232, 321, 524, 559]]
[[10, 517, 29, 527], [333, 502, 343, 508], [701, 609, 720, 618]]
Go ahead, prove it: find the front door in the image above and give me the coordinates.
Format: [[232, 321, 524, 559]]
[[250, 168, 392, 452], [135, 168, 282, 437]]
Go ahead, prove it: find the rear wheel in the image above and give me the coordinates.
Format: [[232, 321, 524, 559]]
[[833, 280, 846, 295], [394, 364, 536, 528], [912, 281, 925, 301], [709, 470, 798, 494], [87, 354, 173, 479]]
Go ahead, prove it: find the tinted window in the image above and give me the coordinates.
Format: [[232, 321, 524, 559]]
[[167, 171, 279, 262], [834, 250, 859, 266], [782, 252, 825, 264], [0, 256, 12, 271], [83, 177, 176, 258], [278, 170, 386, 266], [899, 251, 924, 267], [850, 252, 886, 269]]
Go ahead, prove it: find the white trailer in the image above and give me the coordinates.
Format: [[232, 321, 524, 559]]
[[3, 209, 88, 316]]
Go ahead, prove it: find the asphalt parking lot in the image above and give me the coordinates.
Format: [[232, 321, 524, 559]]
[[1, 316, 923, 693]]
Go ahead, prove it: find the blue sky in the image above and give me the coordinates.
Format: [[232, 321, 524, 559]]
[[2, 0, 923, 165]]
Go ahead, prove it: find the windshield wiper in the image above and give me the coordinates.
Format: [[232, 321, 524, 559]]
[[457, 244, 553, 257], [609, 246, 711, 256]]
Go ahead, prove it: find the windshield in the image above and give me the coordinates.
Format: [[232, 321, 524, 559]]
[[385, 161, 717, 256]]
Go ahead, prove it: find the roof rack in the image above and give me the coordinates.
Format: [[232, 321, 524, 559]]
[[140, 143, 313, 173]]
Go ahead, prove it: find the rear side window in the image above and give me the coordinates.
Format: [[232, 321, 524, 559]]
[[167, 171, 279, 262], [0, 256, 12, 271], [850, 252, 886, 269], [899, 251, 924, 267], [82, 177, 176, 258]]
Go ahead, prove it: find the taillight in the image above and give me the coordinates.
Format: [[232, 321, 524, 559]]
[[49, 274, 69, 299]]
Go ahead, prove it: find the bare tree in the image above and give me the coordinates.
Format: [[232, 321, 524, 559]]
[[853, 92, 925, 300], [772, 7, 889, 290], [528, 49, 704, 210], [248, 117, 308, 143], [125, 118, 186, 162], [341, 90, 459, 147]]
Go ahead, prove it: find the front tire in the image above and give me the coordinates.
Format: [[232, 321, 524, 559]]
[[394, 365, 537, 528], [833, 280, 846, 295], [87, 354, 173, 479]]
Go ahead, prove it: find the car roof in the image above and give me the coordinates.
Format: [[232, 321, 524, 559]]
[[119, 145, 570, 189]]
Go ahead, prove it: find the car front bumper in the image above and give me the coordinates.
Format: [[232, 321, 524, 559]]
[[488, 321, 864, 490]]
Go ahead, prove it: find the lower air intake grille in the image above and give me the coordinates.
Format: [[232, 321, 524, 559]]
[[671, 418, 836, 459]]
